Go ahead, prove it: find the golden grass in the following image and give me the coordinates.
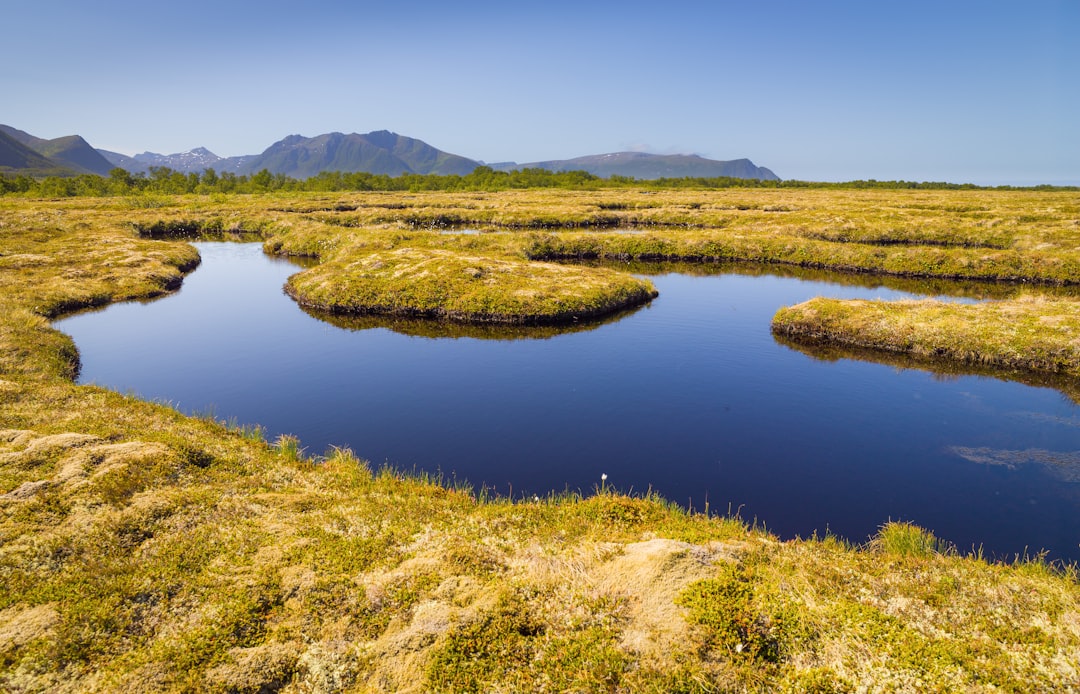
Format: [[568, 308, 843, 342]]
[[285, 247, 656, 323], [773, 295, 1080, 381], [1, 190, 1079, 691]]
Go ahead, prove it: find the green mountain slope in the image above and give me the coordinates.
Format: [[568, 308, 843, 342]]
[[0, 130, 77, 176], [32, 135, 116, 175], [0, 124, 46, 149], [0, 125, 115, 176], [240, 131, 480, 178]]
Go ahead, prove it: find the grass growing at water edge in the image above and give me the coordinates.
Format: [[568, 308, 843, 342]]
[[772, 294, 1080, 382]]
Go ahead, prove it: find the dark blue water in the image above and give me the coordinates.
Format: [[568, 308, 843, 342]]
[[55, 243, 1080, 562]]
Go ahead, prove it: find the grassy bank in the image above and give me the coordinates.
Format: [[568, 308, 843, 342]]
[[2, 191, 1080, 691], [521, 229, 1080, 285], [772, 295, 1080, 383]]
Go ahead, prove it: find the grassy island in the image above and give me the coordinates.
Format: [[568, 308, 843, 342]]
[[284, 247, 657, 324], [773, 295, 1080, 383], [1, 189, 1079, 691]]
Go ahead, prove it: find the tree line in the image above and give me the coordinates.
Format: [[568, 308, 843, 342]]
[[1, 165, 1074, 196]]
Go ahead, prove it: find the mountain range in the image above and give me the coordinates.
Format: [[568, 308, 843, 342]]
[[0, 124, 780, 181], [95, 147, 244, 176], [490, 152, 777, 180]]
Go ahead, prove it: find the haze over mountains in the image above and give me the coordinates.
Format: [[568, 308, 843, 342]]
[[0, 124, 780, 181]]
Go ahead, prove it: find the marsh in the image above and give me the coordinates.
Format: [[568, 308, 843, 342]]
[[57, 242, 1080, 561]]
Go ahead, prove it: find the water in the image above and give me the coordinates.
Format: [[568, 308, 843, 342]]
[[55, 243, 1080, 562]]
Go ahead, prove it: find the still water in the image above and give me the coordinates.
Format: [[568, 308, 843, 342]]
[[55, 243, 1080, 562]]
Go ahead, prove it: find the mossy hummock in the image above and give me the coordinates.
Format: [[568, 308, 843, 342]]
[[284, 247, 658, 324], [772, 295, 1080, 378]]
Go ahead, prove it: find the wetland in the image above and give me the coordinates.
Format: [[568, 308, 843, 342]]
[[3, 187, 1080, 691], [58, 241, 1080, 562]]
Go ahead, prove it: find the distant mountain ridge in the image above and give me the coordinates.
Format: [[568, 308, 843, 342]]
[[97, 147, 247, 175], [1, 123, 781, 181], [492, 152, 779, 180], [0, 125, 114, 176], [241, 131, 481, 178], [98, 131, 480, 179]]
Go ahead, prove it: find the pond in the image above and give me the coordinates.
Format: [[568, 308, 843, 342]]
[[55, 243, 1080, 562]]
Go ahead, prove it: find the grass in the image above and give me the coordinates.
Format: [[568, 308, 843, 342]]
[[1, 190, 1079, 691], [284, 247, 657, 324], [872, 521, 951, 557], [772, 294, 1080, 384]]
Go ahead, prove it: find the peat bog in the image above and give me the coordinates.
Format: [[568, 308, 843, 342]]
[[58, 241, 1080, 562], [6, 188, 1080, 690]]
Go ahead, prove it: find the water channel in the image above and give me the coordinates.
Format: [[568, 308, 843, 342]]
[[55, 242, 1080, 562]]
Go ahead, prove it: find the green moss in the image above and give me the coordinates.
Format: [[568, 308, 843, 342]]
[[677, 565, 788, 664], [780, 667, 854, 694], [425, 591, 635, 693], [426, 592, 543, 692], [529, 623, 630, 693], [289, 526, 402, 575]]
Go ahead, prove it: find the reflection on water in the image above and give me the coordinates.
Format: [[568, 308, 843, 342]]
[[55, 242, 1080, 562], [950, 447, 1080, 483], [580, 258, 1080, 301], [772, 335, 1080, 404], [301, 304, 642, 340]]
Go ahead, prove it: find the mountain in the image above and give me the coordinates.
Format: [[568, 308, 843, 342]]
[[492, 152, 779, 180], [98, 147, 244, 175], [0, 125, 115, 176], [215, 155, 257, 174], [35, 136, 116, 176], [238, 131, 480, 178], [0, 130, 78, 176], [0, 125, 49, 151], [97, 131, 478, 179], [3, 123, 780, 182], [97, 149, 143, 172], [136, 147, 222, 173]]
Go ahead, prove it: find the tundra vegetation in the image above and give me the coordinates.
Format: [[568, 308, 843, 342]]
[[1, 186, 1079, 692]]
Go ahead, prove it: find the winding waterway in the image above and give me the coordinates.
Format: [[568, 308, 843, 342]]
[[55, 243, 1080, 562]]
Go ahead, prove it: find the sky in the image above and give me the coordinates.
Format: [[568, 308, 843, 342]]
[[3, 1, 1077, 185]]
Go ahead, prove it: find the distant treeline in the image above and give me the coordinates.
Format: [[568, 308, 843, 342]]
[[1, 165, 1075, 196]]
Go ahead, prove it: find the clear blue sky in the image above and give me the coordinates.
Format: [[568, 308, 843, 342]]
[[3, 1, 1077, 184]]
